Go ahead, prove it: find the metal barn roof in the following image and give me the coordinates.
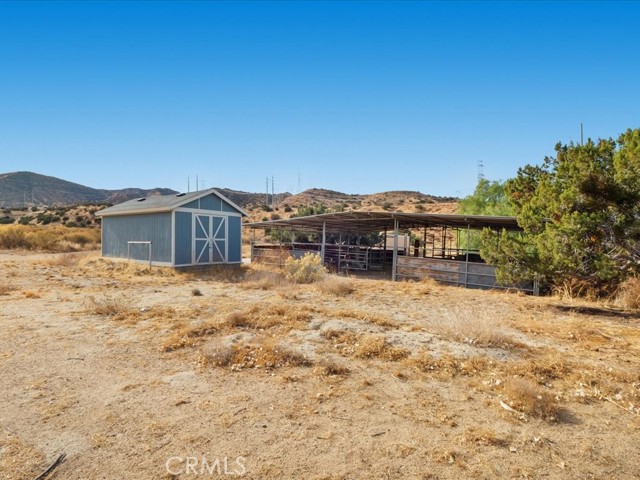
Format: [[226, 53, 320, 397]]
[[245, 211, 521, 233], [97, 188, 247, 217]]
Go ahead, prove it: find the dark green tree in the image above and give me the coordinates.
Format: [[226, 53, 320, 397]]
[[480, 128, 640, 292]]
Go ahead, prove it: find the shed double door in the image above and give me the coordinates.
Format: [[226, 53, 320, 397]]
[[194, 214, 227, 264]]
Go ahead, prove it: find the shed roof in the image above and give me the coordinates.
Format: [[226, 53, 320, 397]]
[[96, 188, 247, 217], [245, 211, 521, 233]]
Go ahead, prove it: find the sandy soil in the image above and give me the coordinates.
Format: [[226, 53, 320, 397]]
[[1, 250, 639, 479]]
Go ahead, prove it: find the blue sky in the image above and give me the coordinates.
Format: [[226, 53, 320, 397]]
[[1, 1, 639, 197]]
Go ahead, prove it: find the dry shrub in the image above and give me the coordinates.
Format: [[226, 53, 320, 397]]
[[354, 335, 409, 361], [86, 295, 132, 317], [24, 291, 41, 299], [201, 337, 312, 370], [503, 377, 559, 420], [317, 276, 354, 296], [614, 277, 640, 309], [284, 253, 326, 284], [191, 288, 203, 296], [431, 309, 516, 348], [411, 352, 492, 379]]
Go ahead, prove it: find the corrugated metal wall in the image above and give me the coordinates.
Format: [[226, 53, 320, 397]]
[[102, 213, 172, 263]]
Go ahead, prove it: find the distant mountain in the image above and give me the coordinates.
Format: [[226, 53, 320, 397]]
[[0, 172, 458, 219], [0, 172, 177, 208]]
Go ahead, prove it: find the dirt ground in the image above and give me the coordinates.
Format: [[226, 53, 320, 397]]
[[1, 250, 639, 479]]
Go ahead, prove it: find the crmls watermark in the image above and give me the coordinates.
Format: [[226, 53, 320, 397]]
[[165, 456, 247, 476]]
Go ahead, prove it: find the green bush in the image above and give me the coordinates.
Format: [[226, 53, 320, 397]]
[[0, 216, 15, 225], [284, 253, 326, 284]]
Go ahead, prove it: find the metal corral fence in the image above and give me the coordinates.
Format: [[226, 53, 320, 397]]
[[396, 256, 538, 294]]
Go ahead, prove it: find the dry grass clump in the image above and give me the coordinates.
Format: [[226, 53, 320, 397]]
[[0, 433, 46, 479], [431, 309, 516, 348], [44, 252, 85, 267], [508, 356, 573, 384], [317, 276, 354, 296], [460, 426, 509, 447], [225, 304, 312, 331], [502, 377, 560, 420], [78, 255, 178, 279], [86, 295, 132, 317], [614, 277, 640, 309], [239, 267, 287, 290], [162, 320, 219, 352], [334, 308, 399, 328], [411, 352, 492, 379], [201, 337, 312, 370], [315, 359, 350, 377], [191, 288, 203, 296], [24, 291, 41, 299], [284, 253, 326, 283], [354, 335, 410, 361]]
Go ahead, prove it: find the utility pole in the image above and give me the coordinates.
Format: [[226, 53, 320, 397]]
[[271, 176, 275, 208], [265, 177, 269, 206], [477, 159, 485, 182], [580, 123, 584, 145]]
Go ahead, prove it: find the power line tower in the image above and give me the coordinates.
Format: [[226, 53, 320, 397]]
[[477, 159, 485, 182]]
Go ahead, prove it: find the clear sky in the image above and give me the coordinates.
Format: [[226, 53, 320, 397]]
[[1, 1, 639, 197]]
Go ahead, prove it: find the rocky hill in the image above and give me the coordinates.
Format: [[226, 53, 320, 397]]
[[0, 171, 459, 227], [0, 171, 177, 208]]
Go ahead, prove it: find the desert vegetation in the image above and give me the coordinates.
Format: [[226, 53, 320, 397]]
[[1, 249, 639, 478], [0, 225, 100, 252]]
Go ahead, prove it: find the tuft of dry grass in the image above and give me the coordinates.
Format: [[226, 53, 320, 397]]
[[334, 308, 399, 328], [614, 277, 640, 310], [239, 267, 287, 290], [411, 352, 492, 379], [0, 432, 46, 479], [44, 252, 84, 267], [201, 337, 312, 370], [460, 427, 508, 447], [191, 288, 203, 296], [315, 359, 350, 377], [224, 304, 312, 331], [23, 291, 41, 299], [503, 377, 560, 420], [354, 335, 410, 361], [431, 309, 517, 348], [0, 284, 16, 296], [86, 295, 132, 317], [161, 320, 219, 352], [317, 276, 354, 297]]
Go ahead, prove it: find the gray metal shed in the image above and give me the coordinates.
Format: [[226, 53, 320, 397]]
[[96, 189, 247, 267]]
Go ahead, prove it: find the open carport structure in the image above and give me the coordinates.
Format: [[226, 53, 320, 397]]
[[245, 211, 537, 293]]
